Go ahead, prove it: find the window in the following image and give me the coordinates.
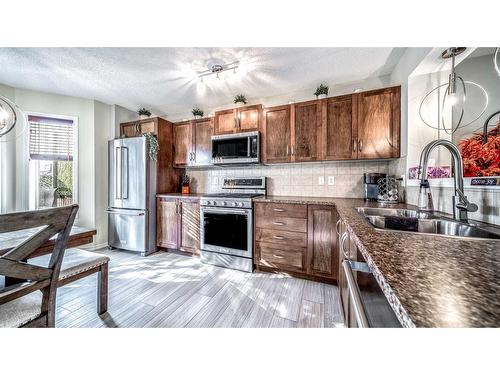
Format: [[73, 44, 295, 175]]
[[28, 114, 77, 209]]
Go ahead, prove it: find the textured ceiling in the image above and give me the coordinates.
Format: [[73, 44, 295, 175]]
[[0, 47, 406, 118]]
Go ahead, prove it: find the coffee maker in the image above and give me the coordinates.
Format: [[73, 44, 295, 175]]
[[363, 173, 386, 201]]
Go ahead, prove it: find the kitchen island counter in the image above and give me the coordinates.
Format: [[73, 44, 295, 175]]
[[254, 195, 500, 327]]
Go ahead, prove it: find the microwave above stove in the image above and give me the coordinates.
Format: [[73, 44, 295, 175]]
[[211, 131, 260, 165]]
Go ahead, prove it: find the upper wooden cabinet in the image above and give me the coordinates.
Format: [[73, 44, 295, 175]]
[[356, 86, 400, 159], [292, 100, 321, 162], [213, 104, 262, 135], [322, 95, 357, 160], [173, 118, 213, 167], [262, 105, 291, 164], [120, 118, 157, 137]]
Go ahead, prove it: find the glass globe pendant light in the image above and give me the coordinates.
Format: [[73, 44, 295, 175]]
[[494, 47, 500, 76], [418, 47, 489, 135], [0, 95, 27, 143]]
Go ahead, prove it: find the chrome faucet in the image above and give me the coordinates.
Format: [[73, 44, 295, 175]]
[[418, 139, 478, 222]]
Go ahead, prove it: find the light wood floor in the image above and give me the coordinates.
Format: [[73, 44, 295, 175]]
[[54, 249, 344, 328]]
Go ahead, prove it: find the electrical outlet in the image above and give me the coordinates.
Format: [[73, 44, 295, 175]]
[[318, 176, 325, 185], [328, 176, 335, 185]]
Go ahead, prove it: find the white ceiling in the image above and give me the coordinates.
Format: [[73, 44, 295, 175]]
[[0, 48, 406, 118]]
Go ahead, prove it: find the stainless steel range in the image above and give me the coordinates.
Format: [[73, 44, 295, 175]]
[[200, 177, 266, 272]]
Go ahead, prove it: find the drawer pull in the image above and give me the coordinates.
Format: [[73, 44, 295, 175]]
[[272, 254, 284, 259], [273, 222, 285, 226], [273, 235, 285, 240], [273, 208, 285, 212]]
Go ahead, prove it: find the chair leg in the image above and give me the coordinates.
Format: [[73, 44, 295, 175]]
[[97, 263, 109, 315]]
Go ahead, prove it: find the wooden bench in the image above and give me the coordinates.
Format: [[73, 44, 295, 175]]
[[30, 249, 110, 315]]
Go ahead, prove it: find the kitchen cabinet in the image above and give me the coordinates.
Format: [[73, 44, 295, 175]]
[[213, 105, 262, 135], [157, 197, 200, 255], [262, 105, 291, 163], [157, 197, 179, 249], [179, 199, 200, 255], [120, 119, 157, 137], [173, 118, 213, 167], [255, 202, 340, 283], [307, 205, 338, 280], [292, 100, 321, 162], [356, 86, 400, 159], [322, 95, 357, 160]]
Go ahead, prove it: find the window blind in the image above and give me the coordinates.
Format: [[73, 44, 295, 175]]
[[29, 115, 74, 161]]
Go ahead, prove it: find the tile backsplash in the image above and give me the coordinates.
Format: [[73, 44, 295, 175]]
[[187, 160, 391, 198]]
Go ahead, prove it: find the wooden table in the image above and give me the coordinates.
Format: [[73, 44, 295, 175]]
[[0, 226, 97, 258]]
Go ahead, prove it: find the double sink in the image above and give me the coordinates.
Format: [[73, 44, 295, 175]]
[[356, 207, 500, 241]]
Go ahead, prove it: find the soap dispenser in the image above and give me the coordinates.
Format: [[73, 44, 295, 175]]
[[418, 179, 434, 211]]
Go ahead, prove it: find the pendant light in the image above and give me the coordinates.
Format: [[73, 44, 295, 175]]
[[419, 47, 489, 135], [0, 95, 27, 143], [494, 47, 500, 76]]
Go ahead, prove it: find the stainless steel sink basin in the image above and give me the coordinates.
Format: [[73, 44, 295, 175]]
[[356, 207, 438, 219], [356, 207, 500, 241]]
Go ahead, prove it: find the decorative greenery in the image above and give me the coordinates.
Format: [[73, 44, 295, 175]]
[[138, 107, 152, 117], [143, 132, 159, 161], [233, 94, 247, 105], [182, 174, 190, 185], [192, 107, 204, 118], [314, 84, 329, 98]]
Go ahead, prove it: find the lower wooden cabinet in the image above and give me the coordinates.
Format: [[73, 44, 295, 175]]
[[157, 197, 179, 249], [255, 202, 339, 282], [157, 197, 200, 255]]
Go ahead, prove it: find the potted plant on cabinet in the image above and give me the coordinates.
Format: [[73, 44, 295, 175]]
[[234, 94, 247, 107], [138, 108, 152, 120], [314, 84, 329, 99], [192, 107, 204, 119]]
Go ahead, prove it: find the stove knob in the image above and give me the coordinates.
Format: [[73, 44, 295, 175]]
[[205, 201, 210, 205], [240, 202, 245, 207], [233, 202, 238, 207], [213, 201, 217, 205], [222, 202, 227, 206]]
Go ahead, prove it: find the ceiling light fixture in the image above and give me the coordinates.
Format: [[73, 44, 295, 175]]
[[494, 47, 500, 76], [418, 47, 489, 135], [0, 95, 18, 139], [198, 61, 240, 83]]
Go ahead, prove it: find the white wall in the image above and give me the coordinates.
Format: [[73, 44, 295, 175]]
[[0, 83, 116, 246], [112, 104, 137, 137]]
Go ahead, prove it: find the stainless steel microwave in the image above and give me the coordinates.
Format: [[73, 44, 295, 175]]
[[211, 131, 260, 165]]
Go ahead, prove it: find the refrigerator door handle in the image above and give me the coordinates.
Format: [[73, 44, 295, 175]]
[[121, 146, 129, 200], [115, 146, 122, 200], [105, 209, 145, 216]]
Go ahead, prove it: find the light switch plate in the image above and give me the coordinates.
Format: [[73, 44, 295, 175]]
[[318, 176, 324, 185], [328, 176, 335, 185]]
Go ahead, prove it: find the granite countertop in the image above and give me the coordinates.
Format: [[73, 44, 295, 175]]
[[254, 195, 500, 327], [156, 193, 204, 199]]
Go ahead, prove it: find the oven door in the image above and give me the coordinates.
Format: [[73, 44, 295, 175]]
[[200, 207, 253, 258]]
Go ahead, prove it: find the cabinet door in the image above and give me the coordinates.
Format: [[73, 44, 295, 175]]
[[173, 122, 193, 166], [307, 205, 338, 280], [193, 118, 213, 166], [262, 105, 291, 163], [323, 95, 357, 160], [356, 86, 400, 159], [138, 120, 156, 134], [157, 198, 179, 249], [214, 109, 236, 135], [180, 200, 200, 255], [121, 123, 137, 137], [292, 100, 321, 162], [237, 105, 261, 132]]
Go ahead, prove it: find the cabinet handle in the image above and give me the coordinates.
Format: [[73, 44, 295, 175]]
[[358, 139, 363, 152], [341, 232, 349, 259], [273, 221, 285, 226], [234, 117, 238, 129], [273, 208, 285, 212], [291, 145, 295, 156], [336, 219, 341, 236], [272, 254, 284, 259], [286, 145, 289, 156], [343, 260, 369, 328], [273, 235, 285, 240], [353, 139, 357, 152]]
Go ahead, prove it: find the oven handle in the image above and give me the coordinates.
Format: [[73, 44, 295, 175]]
[[342, 260, 371, 328], [201, 208, 250, 215]]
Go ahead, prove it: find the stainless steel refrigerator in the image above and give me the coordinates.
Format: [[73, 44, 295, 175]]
[[107, 137, 156, 256]]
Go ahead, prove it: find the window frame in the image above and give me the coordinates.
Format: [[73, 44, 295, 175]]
[[26, 111, 78, 210]]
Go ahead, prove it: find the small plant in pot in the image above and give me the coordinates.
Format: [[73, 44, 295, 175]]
[[233, 94, 247, 107], [192, 107, 204, 119], [138, 108, 152, 120], [314, 84, 329, 99]]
